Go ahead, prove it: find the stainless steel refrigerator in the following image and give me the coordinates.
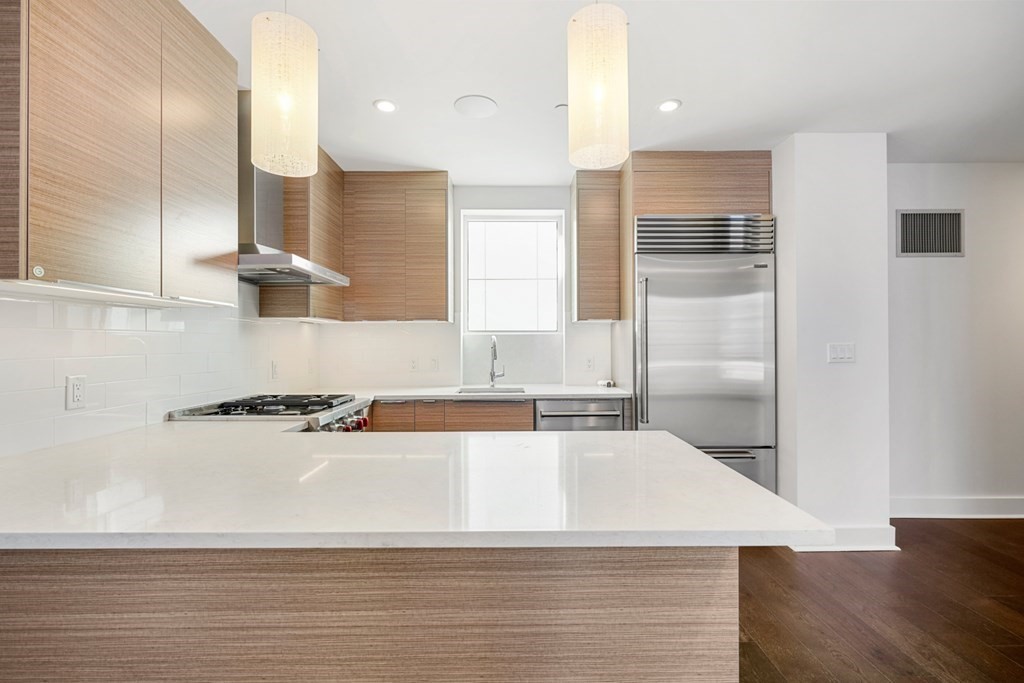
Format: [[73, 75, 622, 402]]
[[634, 215, 776, 491]]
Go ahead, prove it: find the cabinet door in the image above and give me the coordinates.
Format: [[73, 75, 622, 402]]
[[405, 189, 447, 321], [160, 0, 238, 304], [309, 149, 344, 320], [414, 400, 445, 432], [372, 400, 415, 432], [343, 176, 406, 320], [27, 0, 162, 293], [575, 171, 620, 321], [444, 401, 535, 431]]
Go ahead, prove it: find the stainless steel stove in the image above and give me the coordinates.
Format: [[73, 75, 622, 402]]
[[169, 394, 369, 431]]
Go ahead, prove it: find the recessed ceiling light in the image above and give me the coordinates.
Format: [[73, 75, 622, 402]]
[[658, 99, 682, 113], [373, 99, 398, 113], [454, 95, 498, 119]]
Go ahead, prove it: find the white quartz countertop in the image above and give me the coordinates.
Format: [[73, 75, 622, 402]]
[[345, 384, 631, 401], [0, 422, 832, 550]]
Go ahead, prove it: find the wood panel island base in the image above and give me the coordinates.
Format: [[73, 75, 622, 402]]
[[0, 427, 832, 682], [0, 546, 737, 682]]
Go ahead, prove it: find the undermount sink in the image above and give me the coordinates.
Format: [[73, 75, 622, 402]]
[[457, 386, 526, 394]]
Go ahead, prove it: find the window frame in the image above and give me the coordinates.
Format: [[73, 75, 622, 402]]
[[460, 209, 565, 336]]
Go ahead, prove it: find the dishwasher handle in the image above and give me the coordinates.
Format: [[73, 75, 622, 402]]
[[539, 410, 622, 418]]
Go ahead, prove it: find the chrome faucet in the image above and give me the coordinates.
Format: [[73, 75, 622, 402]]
[[489, 335, 505, 388]]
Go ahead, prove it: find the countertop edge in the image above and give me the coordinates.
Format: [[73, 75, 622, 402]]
[[0, 529, 834, 551]]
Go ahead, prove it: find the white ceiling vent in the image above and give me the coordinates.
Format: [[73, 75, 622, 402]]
[[896, 210, 964, 257]]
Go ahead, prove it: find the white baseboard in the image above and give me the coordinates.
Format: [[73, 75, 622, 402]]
[[789, 524, 899, 553], [890, 495, 1024, 518]]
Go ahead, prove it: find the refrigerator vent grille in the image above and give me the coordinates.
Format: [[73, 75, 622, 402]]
[[896, 211, 964, 257], [636, 214, 774, 253]]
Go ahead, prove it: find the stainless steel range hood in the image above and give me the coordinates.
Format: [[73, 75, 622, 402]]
[[236, 91, 349, 287]]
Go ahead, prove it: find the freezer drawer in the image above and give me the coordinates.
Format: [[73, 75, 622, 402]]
[[704, 448, 776, 492], [535, 400, 624, 431]]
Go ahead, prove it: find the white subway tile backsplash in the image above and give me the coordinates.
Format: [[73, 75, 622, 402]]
[[0, 387, 64, 425], [106, 331, 181, 356], [106, 376, 179, 408], [53, 403, 147, 446], [0, 418, 54, 457], [0, 329, 106, 359], [53, 302, 146, 331], [0, 298, 53, 328], [53, 355, 146, 385], [0, 358, 55, 392], [179, 369, 237, 396], [147, 353, 207, 378]]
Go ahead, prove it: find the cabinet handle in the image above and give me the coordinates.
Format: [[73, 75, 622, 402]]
[[169, 295, 235, 307], [378, 400, 408, 405], [419, 399, 438, 403]]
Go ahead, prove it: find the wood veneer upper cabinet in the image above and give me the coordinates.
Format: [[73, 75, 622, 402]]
[[160, 0, 238, 305], [343, 172, 448, 321], [0, 0, 23, 279], [26, 0, 163, 293], [260, 147, 345, 319], [573, 171, 620, 321], [630, 151, 772, 216]]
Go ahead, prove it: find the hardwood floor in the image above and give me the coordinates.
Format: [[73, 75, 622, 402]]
[[739, 519, 1024, 682]]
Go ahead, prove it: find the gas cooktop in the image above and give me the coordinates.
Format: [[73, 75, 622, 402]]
[[170, 394, 356, 420]]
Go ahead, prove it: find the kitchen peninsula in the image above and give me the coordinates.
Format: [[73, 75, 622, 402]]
[[0, 424, 831, 682]]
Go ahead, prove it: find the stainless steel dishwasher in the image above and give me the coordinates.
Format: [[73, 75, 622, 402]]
[[534, 399, 624, 431]]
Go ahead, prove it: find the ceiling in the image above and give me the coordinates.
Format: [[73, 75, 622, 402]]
[[182, 0, 1024, 186]]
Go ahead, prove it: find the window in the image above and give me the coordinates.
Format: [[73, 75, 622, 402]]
[[465, 217, 559, 332]]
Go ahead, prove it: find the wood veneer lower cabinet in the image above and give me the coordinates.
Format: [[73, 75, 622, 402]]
[[370, 400, 415, 432], [443, 400, 535, 431], [0, 547, 739, 682], [414, 399, 445, 432]]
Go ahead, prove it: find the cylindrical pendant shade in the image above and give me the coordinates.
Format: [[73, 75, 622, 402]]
[[567, 3, 629, 170], [251, 12, 318, 177]]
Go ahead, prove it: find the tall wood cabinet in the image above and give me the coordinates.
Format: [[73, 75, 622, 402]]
[[0, 0, 238, 305], [343, 172, 449, 321], [260, 147, 345, 319], [572, 170, 620, 321]]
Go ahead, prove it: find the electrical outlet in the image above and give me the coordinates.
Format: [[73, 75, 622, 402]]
[[585, 356, 595, 371], [65, 375, 85, 410], [430, 357, 439, 372], [271, 360, 279, 380], [410, 358, 419, 372], [826, 343, 856, 363]]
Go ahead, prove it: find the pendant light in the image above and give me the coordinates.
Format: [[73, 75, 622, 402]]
[[566, 3, 629, 170], [250, 11, 318, 177]]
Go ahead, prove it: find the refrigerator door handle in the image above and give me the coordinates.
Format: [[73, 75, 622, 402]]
[[638, 276, 650, 424]]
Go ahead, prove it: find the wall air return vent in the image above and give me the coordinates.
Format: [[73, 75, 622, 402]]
[[896, 210, 964, 257]]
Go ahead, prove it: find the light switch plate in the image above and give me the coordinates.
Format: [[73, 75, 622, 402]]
[[827, 343, 856, 363]]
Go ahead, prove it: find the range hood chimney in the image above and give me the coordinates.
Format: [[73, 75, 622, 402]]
[[237, 91, 349, 287]]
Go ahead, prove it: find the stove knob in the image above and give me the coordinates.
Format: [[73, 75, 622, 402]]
[[342, 424, 353, 432], [358, 417, 369, 428]]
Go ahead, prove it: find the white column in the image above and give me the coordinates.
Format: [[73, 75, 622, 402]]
[[773, 133, 897, 551]]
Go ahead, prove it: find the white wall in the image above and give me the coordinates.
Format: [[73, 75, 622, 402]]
[[773, 133, 896, 550], [888, 163, 1024, 517], [0, 283, 318, 458]]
